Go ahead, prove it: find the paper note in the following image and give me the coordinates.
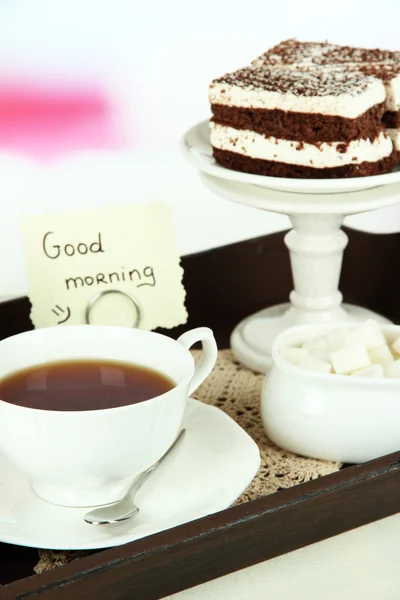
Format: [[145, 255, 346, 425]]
[[21, 203, 187, 330]]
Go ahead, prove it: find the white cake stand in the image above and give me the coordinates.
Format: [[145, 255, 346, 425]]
[[182, 121, 400, 373]]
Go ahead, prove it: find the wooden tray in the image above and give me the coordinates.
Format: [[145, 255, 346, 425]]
[[1, 227, 400, 600]]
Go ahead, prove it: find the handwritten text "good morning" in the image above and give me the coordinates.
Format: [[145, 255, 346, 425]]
[[42, 232, 156, 290]]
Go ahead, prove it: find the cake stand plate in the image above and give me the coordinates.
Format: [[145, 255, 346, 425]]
[[182, 120, 400, 195], [201, 173, 400, 373]]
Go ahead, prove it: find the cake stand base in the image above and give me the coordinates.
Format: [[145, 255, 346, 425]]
[[231, 303, 392, 373]]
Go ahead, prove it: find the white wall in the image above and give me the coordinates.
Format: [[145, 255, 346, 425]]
[[0, 0, 399, 299]]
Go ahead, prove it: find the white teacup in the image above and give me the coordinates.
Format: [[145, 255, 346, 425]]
[[0, 325, 218, 507]]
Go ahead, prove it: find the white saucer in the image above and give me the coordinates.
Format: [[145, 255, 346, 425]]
[[0, 399, 260, 550], [182, 120, 400, 195]]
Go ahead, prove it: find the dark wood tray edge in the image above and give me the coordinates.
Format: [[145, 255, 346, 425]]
[[4, 451, 400, 600]]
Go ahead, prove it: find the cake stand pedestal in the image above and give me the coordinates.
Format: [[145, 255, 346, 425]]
[[201, 173, 400, 373]]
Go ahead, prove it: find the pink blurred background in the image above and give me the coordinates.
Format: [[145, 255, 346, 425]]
[[0, 81, 121, 158]]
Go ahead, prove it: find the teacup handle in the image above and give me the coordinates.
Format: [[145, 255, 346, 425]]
[[177, 327, 218, 396]]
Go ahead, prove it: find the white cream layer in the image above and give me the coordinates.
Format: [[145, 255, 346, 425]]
[[383, 74, 400, 111], [209, 78, 386, 118], [210, 123, 393, 168], [387, 128, 400, 150]]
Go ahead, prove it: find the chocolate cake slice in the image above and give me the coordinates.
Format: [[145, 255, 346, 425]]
[[252, 40, 400, 160], [209, 66, 395, 179], [354, 63, 400, 154]]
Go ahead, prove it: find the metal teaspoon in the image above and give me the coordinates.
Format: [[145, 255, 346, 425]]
[[83, 429, 186, 525]]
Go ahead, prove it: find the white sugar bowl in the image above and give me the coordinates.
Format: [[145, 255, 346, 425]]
[[261, 322, 400, 463]]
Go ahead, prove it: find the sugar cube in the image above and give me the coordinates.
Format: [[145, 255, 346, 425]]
[[330, 344, 371, 374], [309, 349, 332, 363], [302, 336, 330, 351], [325, 327, 352, 350], [384, 359, 400, 378], [297, 357, 332, 374], [368, 345, 394, 366], [280, 347, 309, 365], [391, 335, 400, 355], [291, 321, 399, 379], [349, 319, 386, 350], [350, 364, 384, 378]]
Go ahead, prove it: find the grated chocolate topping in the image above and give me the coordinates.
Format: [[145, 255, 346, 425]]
[[288, 61, 400, 82], [253, 39, 333, 66], [297, 61, 400, 82], [351, 62, 400, 80], [210, 66, 377, 97], [253, 38, 400, 68], [319, 45, 400, 64]]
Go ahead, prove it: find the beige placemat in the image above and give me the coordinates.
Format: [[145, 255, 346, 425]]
[[34, 350, 341, 574]]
